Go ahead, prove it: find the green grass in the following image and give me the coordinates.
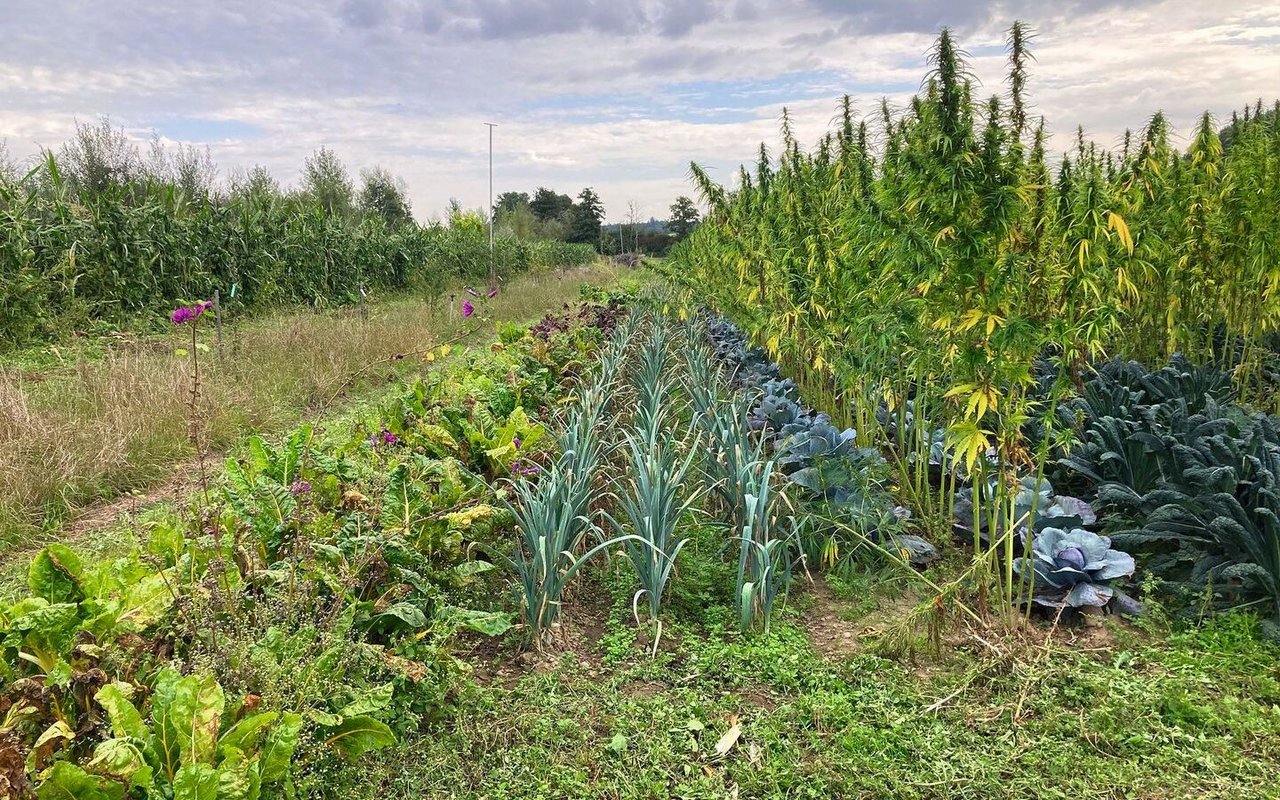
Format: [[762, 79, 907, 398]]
[[351, 571, 1280, 800]]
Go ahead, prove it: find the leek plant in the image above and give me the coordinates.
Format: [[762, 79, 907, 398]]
[[495, 462, 595, 646], [681, 317, 724, 426], [731, 459, 792, 633], [633, 314, 672, 442], [701, 396, 766, 527], [604, 430, 702, 653], [496, 386, 610, 646]]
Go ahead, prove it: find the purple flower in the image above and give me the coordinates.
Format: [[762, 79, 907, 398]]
[[487, 287, 498, 299], [512, 437, 522, 450], [370, 429, 400, 447], [170, 300, 212, 325], [462, 300, 474, 318], [290, 479, 312, 496]]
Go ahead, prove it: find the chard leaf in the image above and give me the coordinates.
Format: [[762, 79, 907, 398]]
[[29, 545, 84, 605], [172, 763, 218, 800], [321, 716, 396, 760], [259, 712, 302, 785]]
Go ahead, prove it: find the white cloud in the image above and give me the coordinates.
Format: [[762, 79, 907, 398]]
[[2, 0, 1277, 221]]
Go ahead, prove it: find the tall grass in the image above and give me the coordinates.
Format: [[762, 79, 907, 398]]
[[0, 264, 621, 548]]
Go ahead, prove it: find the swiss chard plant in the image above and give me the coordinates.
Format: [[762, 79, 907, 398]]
[[31, 669, 308, 799]]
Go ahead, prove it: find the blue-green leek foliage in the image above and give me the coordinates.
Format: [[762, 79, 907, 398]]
[[604, 430, 703, 653], [731, 459, 793, 633]]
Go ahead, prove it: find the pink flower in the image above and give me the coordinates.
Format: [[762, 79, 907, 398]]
[[462, 300, 474, 318], [465, 287, 480, 297], [487, 287, 498, 299]]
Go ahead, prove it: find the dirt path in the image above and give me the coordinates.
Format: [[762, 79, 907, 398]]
[[63, 461, 205, 537], [0, 460, 206, 570]]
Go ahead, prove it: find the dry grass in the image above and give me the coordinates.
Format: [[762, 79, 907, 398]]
[[0, 263, 628, 546]]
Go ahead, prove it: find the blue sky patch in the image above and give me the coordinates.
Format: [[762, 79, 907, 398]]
[[520, 70, 880, 125], [147, 118, 263, 142]]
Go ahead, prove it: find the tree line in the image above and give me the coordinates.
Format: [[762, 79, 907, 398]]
[[493, 187, 700, 256]]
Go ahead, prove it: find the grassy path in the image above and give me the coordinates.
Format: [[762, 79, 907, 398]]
[[0, 263, 628, 555]]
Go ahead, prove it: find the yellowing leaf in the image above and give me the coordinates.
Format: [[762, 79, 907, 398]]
[[947, 423, 993, 472], [1107, 211, 1135, 255], [956, 309, 985, 332], [943, 383, 976, 399]]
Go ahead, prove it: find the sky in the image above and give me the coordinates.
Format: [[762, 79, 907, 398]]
[[3, 1, 1279, 223]]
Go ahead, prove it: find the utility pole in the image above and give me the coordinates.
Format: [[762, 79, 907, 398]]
[[485, 122, 497, 291]]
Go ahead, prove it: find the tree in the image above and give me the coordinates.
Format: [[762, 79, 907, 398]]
[[301, 146, 354, 218], [529, 187, 573, 223], [668, 196, 701, 240], [58, 118, 140, 196], [568, 187, 605, 247], [144, 138, 216, 199], [358, 166, 413, 227], [0, 140, 15, 184], [494, 191, 530, 216], [229, 165, 281, 200]]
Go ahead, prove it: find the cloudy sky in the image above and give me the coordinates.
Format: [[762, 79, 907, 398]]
[[3, 1, 1278, 222]]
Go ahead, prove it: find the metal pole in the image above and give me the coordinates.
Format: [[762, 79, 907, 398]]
[[485, 122, 496, 290], [213, 289, 224, 366]]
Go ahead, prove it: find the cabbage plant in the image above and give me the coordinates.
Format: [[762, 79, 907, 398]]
[[1015, 527, 1137, 610]]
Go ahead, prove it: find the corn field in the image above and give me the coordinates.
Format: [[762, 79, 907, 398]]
[[0, 151, 596, 345]]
